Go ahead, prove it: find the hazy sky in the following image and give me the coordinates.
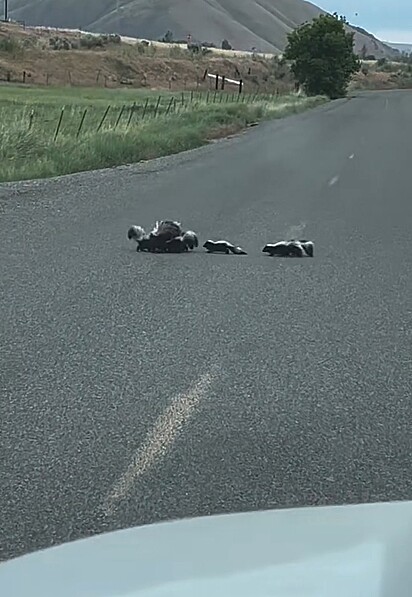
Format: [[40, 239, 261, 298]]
[[315, 0, 412, 43]]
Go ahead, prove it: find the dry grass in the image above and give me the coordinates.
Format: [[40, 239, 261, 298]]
[[0, 22, 291, 94], [350, 59, 412, 91]]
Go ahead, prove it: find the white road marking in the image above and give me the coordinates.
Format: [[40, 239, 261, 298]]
[[102, 368, 218, 516], [328, 176, 339, 186], [349, 153, 355, 159]]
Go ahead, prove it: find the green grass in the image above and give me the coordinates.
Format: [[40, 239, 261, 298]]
[[0, 85, 327, 183]]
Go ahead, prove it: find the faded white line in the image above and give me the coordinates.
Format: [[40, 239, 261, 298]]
[[103, 368, 218, 516], [328, 176, 339, 187]]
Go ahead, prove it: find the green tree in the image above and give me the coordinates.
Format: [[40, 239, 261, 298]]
[[284, 13, 360, 99]]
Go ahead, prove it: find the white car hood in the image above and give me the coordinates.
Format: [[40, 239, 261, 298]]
[[1, 500, 412, 597]]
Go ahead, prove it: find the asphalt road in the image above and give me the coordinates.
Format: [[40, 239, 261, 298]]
[[1, 90, 411, 562]]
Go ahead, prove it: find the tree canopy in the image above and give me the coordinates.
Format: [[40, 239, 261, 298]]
[[284, 13, 360, 99]]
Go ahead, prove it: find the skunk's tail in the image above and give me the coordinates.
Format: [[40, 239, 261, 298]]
[[301, 241, 314, 257], [182, 230, 199, 250], [289, 240, 314, 257], [229, 245, 247, 255], [151, 220, 182, 240], [127, 225, 146, 242]]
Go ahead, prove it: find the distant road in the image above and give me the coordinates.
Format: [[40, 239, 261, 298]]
[[1, 90, 411, 561]]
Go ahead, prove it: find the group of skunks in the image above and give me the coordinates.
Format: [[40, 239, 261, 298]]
[[127, 220, 314, 258]]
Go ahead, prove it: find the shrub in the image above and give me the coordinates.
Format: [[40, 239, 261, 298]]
[[284, 13, 360, 98]]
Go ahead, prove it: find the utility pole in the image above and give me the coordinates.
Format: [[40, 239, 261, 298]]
[[4, 0, 8, 21]]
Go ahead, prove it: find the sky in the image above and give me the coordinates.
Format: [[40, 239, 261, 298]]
[[315, 0, 412, 43]]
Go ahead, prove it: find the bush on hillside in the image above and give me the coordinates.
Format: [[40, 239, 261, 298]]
[[49, 36, 73, 50], [284, 13, 360, 99], [79, 33, 121, 49], [0, 36, 23, 54]]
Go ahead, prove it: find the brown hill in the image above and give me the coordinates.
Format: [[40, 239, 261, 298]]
[[8, 0, 399, 58]]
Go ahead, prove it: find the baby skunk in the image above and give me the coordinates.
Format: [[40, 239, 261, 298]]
[[182, 231, 199, 251], [203, 240, 247, 255], [262, 240, 314, 257]]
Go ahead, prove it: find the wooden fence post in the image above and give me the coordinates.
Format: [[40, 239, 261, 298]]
[[141, 98, 149, 120], [77, 108, 87, 137], [153, 96, 161, 118], [54, 107, 65, 141], [127, 103, 136, 128], [115, 105, 125, 128], [97, 105, 111, 132]]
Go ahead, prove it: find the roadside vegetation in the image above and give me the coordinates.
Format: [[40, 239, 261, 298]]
[[3, 15, 411, 185], [352, 56, 412, 91], [0, 86, 326, 183]]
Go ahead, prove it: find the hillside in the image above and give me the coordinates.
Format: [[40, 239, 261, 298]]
[[387, 42, 412, 55], [0, 22, 295, 93], [8, 0, 399, 58]]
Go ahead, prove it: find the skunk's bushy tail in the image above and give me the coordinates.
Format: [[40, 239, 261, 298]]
[[229, 245, 247, 255], [151, 220, 182, 239]]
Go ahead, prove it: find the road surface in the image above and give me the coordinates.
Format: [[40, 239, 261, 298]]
[[1, 90, 411, 562]]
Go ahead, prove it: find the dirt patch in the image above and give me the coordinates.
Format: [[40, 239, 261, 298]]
[[205, 123, 246, 142]]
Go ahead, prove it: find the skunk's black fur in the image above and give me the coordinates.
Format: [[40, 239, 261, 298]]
[[262, 240, 314, 257]]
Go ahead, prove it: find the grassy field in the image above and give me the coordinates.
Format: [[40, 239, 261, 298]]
[[0, 85, 327, 183]]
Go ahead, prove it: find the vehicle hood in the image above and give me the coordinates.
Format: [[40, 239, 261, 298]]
[[1, 500, 412, 597]]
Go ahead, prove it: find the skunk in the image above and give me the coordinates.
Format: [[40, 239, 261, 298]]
[[128, 221, 198, 253], [181, 231, 199, 250], [165, 231, 199, 253], [262, 240, 314, 257], [203, 240, 247, 255]]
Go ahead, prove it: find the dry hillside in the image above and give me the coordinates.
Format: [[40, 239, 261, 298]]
[[1, 22, 409, 95], [0, 22, 293, 92], [8, 0, 399, 58]]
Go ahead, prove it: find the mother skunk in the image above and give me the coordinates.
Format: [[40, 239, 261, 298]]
[[127, 220, 199, 253]]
